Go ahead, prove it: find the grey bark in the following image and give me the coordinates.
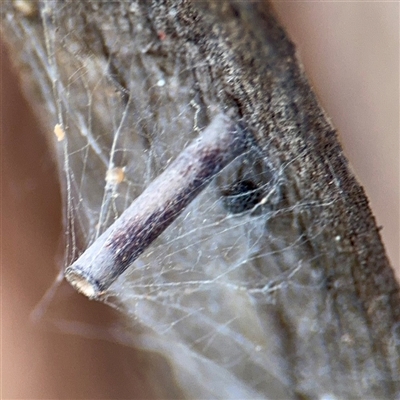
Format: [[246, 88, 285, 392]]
[[1, 1, 399, 398]]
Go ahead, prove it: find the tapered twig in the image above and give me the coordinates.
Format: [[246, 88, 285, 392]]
[[65, 114, 247, 299]]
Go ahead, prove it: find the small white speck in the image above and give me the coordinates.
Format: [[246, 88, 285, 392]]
[[105, 167, 125, 185], [54, 124, 65, 141], [260, 196, 267, 205], [320, 394, 338, 400], [335, 235, 341, 242], [129, 3, 139, 13], [168, 8, 177, 17], [156, 79, 166, 87]]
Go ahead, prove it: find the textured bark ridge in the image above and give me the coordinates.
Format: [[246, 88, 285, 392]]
[[2, 1, 399, 398]]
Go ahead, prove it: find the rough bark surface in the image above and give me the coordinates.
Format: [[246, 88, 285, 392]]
[[2, 1, 399, 398]]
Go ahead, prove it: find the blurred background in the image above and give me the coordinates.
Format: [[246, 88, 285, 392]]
[[2, 2, 398, 398]]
